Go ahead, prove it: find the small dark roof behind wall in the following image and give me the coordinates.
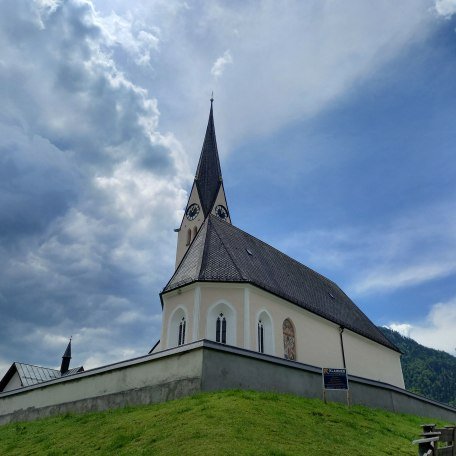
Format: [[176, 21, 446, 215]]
[[163, 215, 400, 353]]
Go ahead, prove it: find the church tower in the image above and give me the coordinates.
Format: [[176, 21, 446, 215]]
[[175, 98, 231, 267], [159, 100, 404, 389]]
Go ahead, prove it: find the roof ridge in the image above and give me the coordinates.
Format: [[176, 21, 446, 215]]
[[206, 217, 246, 280], [162, 219, 208, 292], [209, 215, 339, 287]]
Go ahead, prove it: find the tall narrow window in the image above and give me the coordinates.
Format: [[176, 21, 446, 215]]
[[258, 321, 264, 353], [178, 317, 186, 346], [186, 229, 191, 246], [216, 313, 227, 344], [283, 318, 296, 360], [216, 316, 220, 342], [207, 303, 235, 345], [222, 316, 226, 344], [193, 226, 198, 239]]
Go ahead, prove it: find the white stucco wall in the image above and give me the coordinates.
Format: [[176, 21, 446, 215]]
[[3, 371, 22, 392], [343, 329, 405, 388], [161, 282, 405, 388]]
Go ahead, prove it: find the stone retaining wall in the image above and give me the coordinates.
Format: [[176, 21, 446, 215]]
[[1, 340, 455, 425]]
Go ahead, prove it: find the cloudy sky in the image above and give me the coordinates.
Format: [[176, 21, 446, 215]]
[[1, 0, 456, 377]]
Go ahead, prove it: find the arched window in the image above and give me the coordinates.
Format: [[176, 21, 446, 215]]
[[216, 313, 227, 344], [178, 317, 186, 346], [257, 311, 274, 355], [186, 229, 191, 246], [207, 302, 236, 345], [258, 320, 264, 353], [283, 318, 296, 360], [193, 226, 198, 240], [168, 307, 188, 348]]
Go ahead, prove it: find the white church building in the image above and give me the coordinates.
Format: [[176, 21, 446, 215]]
[[6, 100, 456, 425], [156, 99, 405, 389], [0, 99, 405, 398]]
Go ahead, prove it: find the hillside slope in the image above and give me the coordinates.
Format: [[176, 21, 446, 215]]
[[0, 390, 450, 455], [379, 327, 456, 406]]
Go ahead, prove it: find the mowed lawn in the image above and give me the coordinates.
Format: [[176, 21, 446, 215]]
[[0, 390, 448, 455]]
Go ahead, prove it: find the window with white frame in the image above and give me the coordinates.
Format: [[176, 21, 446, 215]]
[[168, 307, 187, 348], [207, 302, 236, 346], [257, 311, 273, 355]]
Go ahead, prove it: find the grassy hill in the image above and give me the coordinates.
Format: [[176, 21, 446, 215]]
[[379, 327, 456, 406], [0, 390, 450, 455]]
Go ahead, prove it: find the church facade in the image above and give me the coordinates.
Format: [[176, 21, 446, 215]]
[[157, 100, 405, 389]]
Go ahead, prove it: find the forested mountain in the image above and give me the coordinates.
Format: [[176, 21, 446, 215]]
[[379, 326, 456, 406]]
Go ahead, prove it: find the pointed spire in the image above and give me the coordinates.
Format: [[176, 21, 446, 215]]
[[60, 337, 72, 375], [195, 98, 223, 217]]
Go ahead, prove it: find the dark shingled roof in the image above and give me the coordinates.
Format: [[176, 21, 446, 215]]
[[164, 215, 400, 353], [194, 101, 222, 216]]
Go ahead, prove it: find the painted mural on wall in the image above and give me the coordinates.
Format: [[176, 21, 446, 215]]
[[283, 318, 296, 360]]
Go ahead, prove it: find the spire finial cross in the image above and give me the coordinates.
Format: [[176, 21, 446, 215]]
[[210, 91, 214, 103]]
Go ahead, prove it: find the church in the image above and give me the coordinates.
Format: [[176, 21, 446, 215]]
[[6, 100, 456, 426], [0, 98, 405, 397], [154, 99, 405, 389]]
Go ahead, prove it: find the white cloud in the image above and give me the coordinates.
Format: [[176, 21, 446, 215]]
[[355, 262, 456, 295], [125, 0, 437, 156], [278, 201, 456, 296], [387, 298, 456, 355], [0, 0, 186, 371], [435, 0, 456, 18], [387, 323, 412, 337], [96, 11, 160, 66], [211, 50, 233, 78]]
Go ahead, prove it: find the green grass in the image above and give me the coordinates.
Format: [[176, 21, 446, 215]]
[[0, 390, 449, 455]]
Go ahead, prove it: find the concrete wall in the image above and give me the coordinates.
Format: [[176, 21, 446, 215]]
[[1, 341, 454, 426], [200, 342, 456, 422], [0, 343, 204, 425], [162, 282, 405, 388]]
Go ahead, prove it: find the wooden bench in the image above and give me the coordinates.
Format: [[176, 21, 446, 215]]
[[413, 424, 456, 456]]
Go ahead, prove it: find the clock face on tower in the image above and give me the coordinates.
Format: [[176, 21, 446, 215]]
[[185, 203, 200, 221], [215, 205, 229, 220]]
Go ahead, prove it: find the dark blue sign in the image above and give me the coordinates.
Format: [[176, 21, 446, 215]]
[[322, 368, 349, 390]]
